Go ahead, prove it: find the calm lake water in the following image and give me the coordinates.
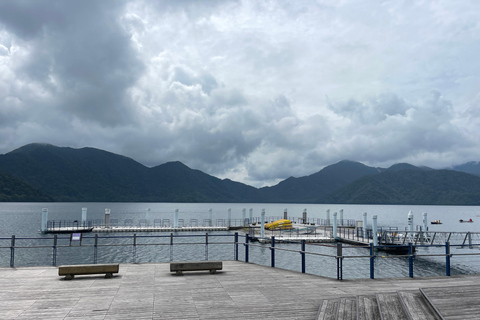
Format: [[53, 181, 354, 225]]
[[1, 202, 480, 279]]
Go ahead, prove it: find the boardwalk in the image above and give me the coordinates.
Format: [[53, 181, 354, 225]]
[[1, 261, 480, 319]]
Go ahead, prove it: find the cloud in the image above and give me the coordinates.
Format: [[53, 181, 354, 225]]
[[1, 0, 480, 187]]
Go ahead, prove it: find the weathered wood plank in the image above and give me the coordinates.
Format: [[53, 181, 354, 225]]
[[357, 295, 381, 320], [398, 290, 442, 320], [3, 262, 480, 319], [376, 292, 409, 320]]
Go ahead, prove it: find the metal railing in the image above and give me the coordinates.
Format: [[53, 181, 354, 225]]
[[2, 233, 480, 280]]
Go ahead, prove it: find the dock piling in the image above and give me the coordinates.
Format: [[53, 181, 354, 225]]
[[174, 209, 179, 228], [105, 209, 111, 228], [333, 212, 338, 239], [362, 212, 367, 240], [41, 208, 48, 233], [82, 208, 87, 225], [261, 209, 265, 239]]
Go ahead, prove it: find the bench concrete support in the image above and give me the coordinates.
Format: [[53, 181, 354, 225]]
[[58, 264, 119, 280], [170, 261, 222, 275]]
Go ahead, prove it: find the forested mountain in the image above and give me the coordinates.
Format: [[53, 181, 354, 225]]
[[324, 168, 480, 205], [451, 161, 480, 177], [2, 143, 480, 205], [0, 172, 53, 202], [257, 160, 381, 203]]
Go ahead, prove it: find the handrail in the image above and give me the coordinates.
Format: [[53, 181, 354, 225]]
[[2, 233, 480, 280]]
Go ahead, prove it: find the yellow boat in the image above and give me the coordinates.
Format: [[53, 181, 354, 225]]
[[265, 219, 293, 230]]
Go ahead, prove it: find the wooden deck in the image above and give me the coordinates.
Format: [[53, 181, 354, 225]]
[[1, 261, 480, 319]]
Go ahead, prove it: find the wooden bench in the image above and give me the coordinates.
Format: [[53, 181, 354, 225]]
[[58, 264, 119, 280], [170, 261, 222, 275]]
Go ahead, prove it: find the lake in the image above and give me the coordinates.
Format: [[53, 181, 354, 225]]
[[1, 202, 480, 279]]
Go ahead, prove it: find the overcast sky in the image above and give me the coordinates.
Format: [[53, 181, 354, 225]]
[[1, 0, 480, 187]]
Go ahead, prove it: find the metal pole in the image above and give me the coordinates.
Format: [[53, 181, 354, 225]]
[[242, 209, 246, 226], [339, 209, 343, 226], [10, 235, 15, 268], [205, 233, 209, 261], [301, 240, 306, 273], [133, 233, 137, 263], [52, 235, 57, 266], [170, 233, 173, 261], [209, 208, 213, 227], [271, 236, 275, 268], [249, 208, 253, 224], [372, 215, 378, 247], [235, 232, 239, 260], [94, 234, 98, 264], [245, 234, 249, 262], [408, 243, 414, 278], [446, 242, 451, 276], [337, 242, 343, 280], [370, 243, 375, 279]]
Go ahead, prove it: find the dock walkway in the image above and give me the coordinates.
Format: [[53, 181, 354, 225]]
[[1, 261, 480, 319]]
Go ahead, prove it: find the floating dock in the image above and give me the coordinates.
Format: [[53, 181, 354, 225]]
[[43, 226, 231, 233]]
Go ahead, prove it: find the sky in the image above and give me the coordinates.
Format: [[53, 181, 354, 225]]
[[1, 0, 480, 187]]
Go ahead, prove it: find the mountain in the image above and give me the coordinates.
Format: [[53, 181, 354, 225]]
[[0, 172, 53, 202], [2, 143, 480, 204], [257, 160, 382, 203], [451, 161, 480, 177], [0, 143, 257, 202], [325, 166, 480, 205]]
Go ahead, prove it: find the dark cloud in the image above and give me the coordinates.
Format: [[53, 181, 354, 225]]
[[1, 1, 480, 187], [1, 0, 143, 126]]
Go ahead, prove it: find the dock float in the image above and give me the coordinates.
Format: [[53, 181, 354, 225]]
[[44, 226, 230, 233]]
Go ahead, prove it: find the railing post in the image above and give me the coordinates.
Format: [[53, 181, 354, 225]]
[[245, 234, 249, 262], [337, 242, 343, 280], [408, 242, 414, 278], [370, 243, 375, 279], [446, 241, 451, 276], [133, 233, 137, 263], [271, 236, 275, 268], [301, 240, 306, 273], [52, 235, 57, 266], [10, 235, 15, 268], [170, 233, 173, 261], [234, 232, 239, 261], [94, 234, 98, 264], [205, 233, 209, 261]]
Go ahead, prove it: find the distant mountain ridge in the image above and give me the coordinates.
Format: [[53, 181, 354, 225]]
[[2, 143, 480, 204]]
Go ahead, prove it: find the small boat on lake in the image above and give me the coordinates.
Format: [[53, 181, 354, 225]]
[[431, 220, 442, 224], [459, 219, 474, 223]]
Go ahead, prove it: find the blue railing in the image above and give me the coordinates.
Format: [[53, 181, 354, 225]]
[[1, 233, 480, 279]]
